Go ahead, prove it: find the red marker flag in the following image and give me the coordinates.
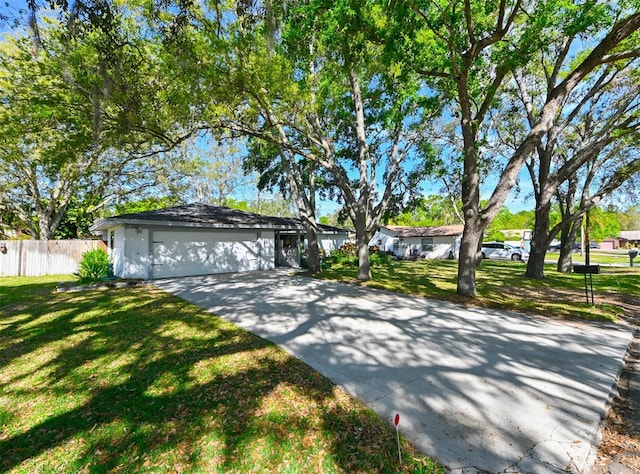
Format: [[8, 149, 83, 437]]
[[394, 413, 401, 463]]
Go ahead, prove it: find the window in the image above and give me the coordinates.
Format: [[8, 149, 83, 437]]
[[421, 237, 433, 252], [393, 239, 400, 251]]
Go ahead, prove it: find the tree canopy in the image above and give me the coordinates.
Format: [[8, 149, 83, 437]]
[[2, 0, 640, 297], [0, 7, 207, 238]]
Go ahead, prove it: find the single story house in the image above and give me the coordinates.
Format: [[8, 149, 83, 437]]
[[90, 204, 350, 279], [619, 231, 640, 247], [370, 224, 464, 259], [600, 238, 626, 250]]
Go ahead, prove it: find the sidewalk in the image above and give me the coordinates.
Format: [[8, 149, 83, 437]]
[[154, 271, 633, 473]]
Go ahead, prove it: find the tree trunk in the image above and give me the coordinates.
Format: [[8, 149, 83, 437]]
[[526, 238, 547, 279], [303, 220, 321, 273], [457, 220, 483, 297], [557, 244, 573, 273], [350, 209, 372, 281], [455, 67, 483, 297], [276, 145, 321, 274], [355, 216, 372, 281], [37, 211, 52, 240], [557, 219, 581, 273], [525, 198, 553, 279], [347, 65, 373, 282]]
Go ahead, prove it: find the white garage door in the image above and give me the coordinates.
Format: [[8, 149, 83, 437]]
[[151, 229, 273, 279]]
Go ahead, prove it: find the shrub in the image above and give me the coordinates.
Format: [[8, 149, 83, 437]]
[[323, 244, 392, 268], [320, 242, 357, 267], [370, 250, 391, 266], [76, 248, 111, 283], [338, 242, 358, 257], [328, 249, 358, 266]]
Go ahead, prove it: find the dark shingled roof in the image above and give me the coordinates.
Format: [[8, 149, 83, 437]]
[[383, 225, 464, 238], [90, 203, 350, 234], [316, 223, 351, 234], [91, 204, 304, 231]]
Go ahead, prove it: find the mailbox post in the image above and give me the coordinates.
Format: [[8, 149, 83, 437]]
[[629, 248, 638, 267], [573, 264, 600, 305]]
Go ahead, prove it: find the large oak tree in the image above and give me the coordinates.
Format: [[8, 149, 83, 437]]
[[385, 0, 640, 295], [514, 63, 640, 277], [0, 11, 197, 239]]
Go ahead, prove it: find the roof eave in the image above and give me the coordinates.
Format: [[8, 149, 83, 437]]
[[89, 218, 305, 232]]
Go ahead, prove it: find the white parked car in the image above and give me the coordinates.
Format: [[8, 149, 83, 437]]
[[481, 242, 529, 261]]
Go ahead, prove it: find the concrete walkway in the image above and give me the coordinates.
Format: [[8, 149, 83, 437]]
[[154, 271, 633, 473]]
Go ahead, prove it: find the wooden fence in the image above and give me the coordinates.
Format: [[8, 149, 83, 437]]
[[0, 240, 106, 277]]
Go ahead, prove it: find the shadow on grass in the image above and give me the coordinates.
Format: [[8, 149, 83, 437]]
[[0, 281, 436, 473], [319, 260, 461, 302], [318, 259, 628, 321]]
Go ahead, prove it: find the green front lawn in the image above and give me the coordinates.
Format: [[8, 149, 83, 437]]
[[317, 259, 640, 322], [0, 276, 441, 473], [548, 250, 636, 266]]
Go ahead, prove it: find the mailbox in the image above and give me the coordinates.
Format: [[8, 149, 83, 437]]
[[630, 248, 638, 267], [573, 264, 600, 305], [573, 264, 600, 274]]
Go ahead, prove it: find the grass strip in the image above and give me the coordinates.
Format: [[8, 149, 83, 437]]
[[317, 260, 640, 322]]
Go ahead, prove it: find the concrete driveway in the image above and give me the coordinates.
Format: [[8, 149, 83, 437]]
[[154, 271, 633, 473]]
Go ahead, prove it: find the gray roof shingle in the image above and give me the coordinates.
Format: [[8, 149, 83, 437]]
[[91, 203, 350, 234], [383, 224, 464, 238], [620, 230, 640, 241], [91, 203, 303, 231]]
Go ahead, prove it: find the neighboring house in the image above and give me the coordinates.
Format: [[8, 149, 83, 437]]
[[370, 225, 464, 259], [90, 204, 350, 279], [600, 238, 626, 250], [619, 231, 640, 247]]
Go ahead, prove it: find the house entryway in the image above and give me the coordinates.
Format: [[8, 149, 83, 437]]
[[275, 231, 301, 268]]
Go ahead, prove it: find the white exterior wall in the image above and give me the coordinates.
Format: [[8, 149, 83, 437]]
[[403, 236, 459, 259], [105, 225, 278, 279], [370, 229, 460, 259], [123, 227, 150, 279], [318, 233, 350, 255], [401, 237, 422, 258], [110, 226, 126, 278], [370, 228, 398, 253], [260, 231, 276, 269]]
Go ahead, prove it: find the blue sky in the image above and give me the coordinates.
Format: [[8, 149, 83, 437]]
[[317, 179, 535, 218], [1, 0, 31, 22]]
